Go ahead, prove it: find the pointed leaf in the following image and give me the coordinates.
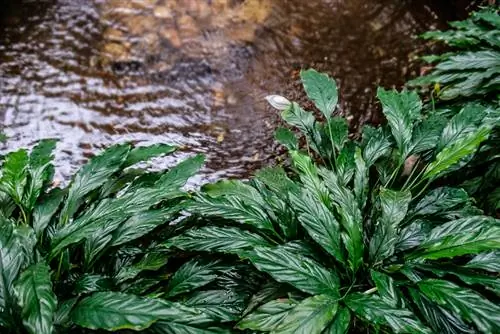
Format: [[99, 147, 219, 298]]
[[346, 293, 430, 334], [14, 263, 57, 334], [466, 251, 500, 273], [185, 289, 245, 322], [281, 102, 316, 137], [32, 188, 65, 237], [275, 127, 298, 151], [418, 279, 500, 333], [123, 144, 176, 168], [164, 260, 220, 298], [362, 126, 392, 167], [323, 307, 351, 334], [301, 69, 338, 118], [0, 149, 29, 205], [370, 271, 400, 307], [410, 187, 470, 217], [275, 295, 338, 334], [326, 117, 348, 151], [238, 299, 296, 331], [244, 246, 339, 297], [354, 148, 368, 209], [410, 115, 447, 154], [165, 226, 272, 254]]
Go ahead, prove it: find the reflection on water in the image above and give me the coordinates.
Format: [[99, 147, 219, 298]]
[[0, 0, 451, 183]]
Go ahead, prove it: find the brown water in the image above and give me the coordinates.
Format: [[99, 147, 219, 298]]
[[0, 0, 460, 183]]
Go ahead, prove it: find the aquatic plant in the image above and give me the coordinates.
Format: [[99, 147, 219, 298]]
[[0, 142, 244, 333], [169, 69, 500, 333]]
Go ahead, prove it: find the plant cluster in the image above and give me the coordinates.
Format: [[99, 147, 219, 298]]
[[0, 7, 499, 334]]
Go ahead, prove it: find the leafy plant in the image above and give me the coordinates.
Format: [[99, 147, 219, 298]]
[[168, 69, 500, 333], [408, 7, 499, 103], [0, 142, 246, 333]]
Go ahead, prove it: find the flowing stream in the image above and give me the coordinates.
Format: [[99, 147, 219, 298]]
[[0, 0, 464, 184]]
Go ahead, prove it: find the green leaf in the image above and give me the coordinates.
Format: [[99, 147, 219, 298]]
[[58, 144, 131, 226], [326, 117, 348, 151], [123, 144, 176, 167], [377, 88, 422, 161], [193, 195, 275, 232], [32, 188, 65, 238], [74, 274, 113, 294], [151, 321, 229, 334], [335, 144, 355, 185], [410, 115, 447, 154], [362, 126, 392, 167], [301, 69, 338, 118], [255, 167, 299, 195], [370, 271, 400, 307], [412, 216, 500, 260], [354, 148, 368, 209], [346, 293, 430, 334], [418, 279, 500, 333], [164, 260, 220, 298], [238, 299, 296, 331], [0, 219, 28, 310], [115, 251, 168, 283], [281, 102, 316, 138], [291, 151, 330, 206], [424, 126, 490, 180], [0, 149, 29, 205], [243, 245, 339, 297], [370, 188, 412, 262], [410, 187, 470, 217], [203, 179, 266, 207], [54, 297, 79, 327], [409, 288, 472, 334], [275, 127, 298, 151], [71, 292, 210, 331], [323, 307, 351, 334], [14, 263, 57, 334], [109, 207, 178, 247], [184, 289, 245, 322], [165, 226, 272, 254], [274, 294, 338, 334], [466, 251, 500, 273], [24, 139, 57, 211], [291, 189, 344, 264]]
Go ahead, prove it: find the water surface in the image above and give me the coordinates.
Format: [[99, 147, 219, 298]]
[[0, 0, 454, 183]]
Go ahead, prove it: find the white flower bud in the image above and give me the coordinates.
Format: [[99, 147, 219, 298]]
[[265, 95, 291, 111]]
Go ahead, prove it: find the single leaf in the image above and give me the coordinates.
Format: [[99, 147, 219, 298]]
[[370, 271, 400, 307], [466, 251, 500, 273], [291, 188, 344, 264], [418, 279, 500, 333], [243, 246, 339, 297], [346, 293, 430, 334], [123, 144, 176, 167], [238, 299, 296, 331], [32, 188, 65, 238], [14, 263, 57, 334], [165, 226, 272, 254], [410, 187, 470, 217], [335, 144, 355, 185], [255, 167, 300, 195], [281, 102, 316, 138], [274, 294, 338, 334], [74, 274, 113, 294], [410, 115, 447, 154], [326, 116, 348, 151], [184, 289, 245, 322], [0, 149, 29, 205], [361, 126, 392, 167], [411, 216, 500, 260], [151, 321, 229, 334], [377, 88, 422, 161], [354, 148, 368, 209], [58, 144, 131, 226], [275, 127, 298, 151], [54, 297, 79, 327], [323, 307, 351, 334], [24, 139, 57, 211], [424, 126, 490, 180], [115, 251, 168, 284], [301, 69, 338, 118], [164, 260, 220, 298]]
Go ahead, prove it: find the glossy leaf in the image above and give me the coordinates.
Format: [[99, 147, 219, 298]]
[[238, 299, 296, 331], [410, 187, 470, 217], [354, 148, 368, 209], [370, 271, 400, 307], [184, 289, 245, 322], [115, 251, 168, 283], [164, 260, 220, 298], [14, 263, 57, 334], [323, 307, 351, 334], [165, 226, 272, 254], [0, 149, 29, 205], [346, 293, 430, 334], [32, 188, 65, 237], [58, 144, 131, 226], [275, 127, 298, 151], [362, 126, 392, 167], [123, 144, 176, 168], [466, 251, 500, 272], [300, 69, 338, 118], [418, 279, 500, 333], [326, 116, 348, 151], [281, 102, 316, 138], [274, 294, 338, 334], [243, 246, 339, 297], [410, 114, 447, 154]]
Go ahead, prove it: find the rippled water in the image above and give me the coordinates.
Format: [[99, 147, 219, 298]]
[[0, 0, 462, 183]]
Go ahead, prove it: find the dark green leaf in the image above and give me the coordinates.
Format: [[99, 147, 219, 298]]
[[14, 263, 57, 334], [410, 115, 447, 154], [410, 187, 470, 217], [165, 226, 273, 254], [58, 144, 131, 226], [370, 271, 400, 307], [301, 69, 338, 118], [54, 297, 78, 327], [184, 289, 245, 322], [243, 245, 339, 297], [238, 299, 296, 332], [418, 279, 500, 333], [274, 294, 338, 334], [466, 251, 500, 272], [255, 167, 299, 195], [0, 149, 29, 205], [32, 188, 65, 238], [165, 260, 220, 298], [74, 274, 112, 294], [281, 103, 316, 138], [323, 307, 351, 334], [362, 126, 392, 167], [326, 117, 348, 151], [115, 251, 168, 283], [275, 127, 298, 151], [335, 144, 355, 185], [123, 144, 176, 168], [354, 148, 368, 209], [346, 293, 430, 334]]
